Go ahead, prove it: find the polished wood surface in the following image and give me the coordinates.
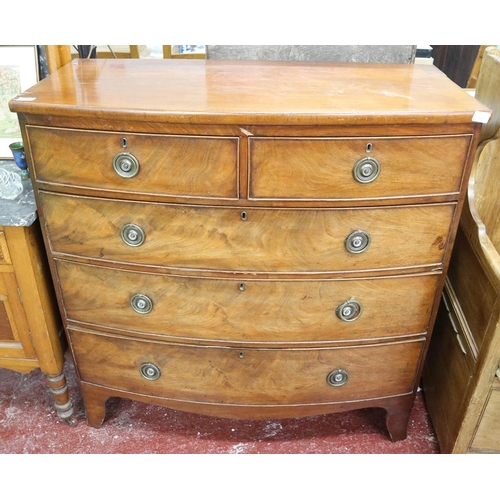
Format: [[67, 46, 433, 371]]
[[71, 329, 424, 405], [10, 59, 489, 126], [249, 135, 471, 200], [40, 192, 456, 274], [11, 59, 485, 440], [27, 126, 239, 200], [56, 259, 439, 344]]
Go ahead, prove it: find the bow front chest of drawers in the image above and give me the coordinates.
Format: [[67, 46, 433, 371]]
[[10, 59, 489, 441]]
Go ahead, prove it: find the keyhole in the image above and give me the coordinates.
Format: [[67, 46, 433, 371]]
[[241, 212, 247, 221], [122, 137, 128, 148], [366, 143, 372, 153]]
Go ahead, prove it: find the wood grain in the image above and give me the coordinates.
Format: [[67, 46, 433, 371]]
[[27, 125, 239, 199], [40, 192, 456, 274], [56, 259, 438, 344], [9, 59, 490, 126], [11, 59, 484, 437], [249, 135, 471, 201], [70, 328, 424, 406]]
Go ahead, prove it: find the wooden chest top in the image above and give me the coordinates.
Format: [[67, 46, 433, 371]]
[[9, 59, 490, 126]]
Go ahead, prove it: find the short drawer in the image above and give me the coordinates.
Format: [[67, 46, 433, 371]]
[[41, 192, 456, 274], [27, 126, 239, 199], [70, 328, 424, 405], [56, 260, 439, 343], [249, 135, 471, 200]]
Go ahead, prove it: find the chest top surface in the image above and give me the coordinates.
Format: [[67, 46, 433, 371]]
[[9, 59, 490, 126]]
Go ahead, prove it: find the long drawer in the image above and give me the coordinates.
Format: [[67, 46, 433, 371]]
[[40, 192, 456, 274], [249, 135, 471, 200], [27, 126, 239, 199], [56, 259, 438, 343], [70, 328, 424, 405]]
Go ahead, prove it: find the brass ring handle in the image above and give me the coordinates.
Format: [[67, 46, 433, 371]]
[[336, 299, 362, 322], [353, 157, 380, 183], [345, 230, 370, 254], [130, 293, 153, 314], [327, 369, 349, 387], [113, 152, 140, 178], [121, 223, 145, 247], [140, 362, 161, 381]]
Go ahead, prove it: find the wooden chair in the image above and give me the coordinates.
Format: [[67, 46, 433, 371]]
[[422, 46, 500, 453]]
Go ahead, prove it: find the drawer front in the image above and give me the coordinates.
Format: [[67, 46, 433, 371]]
[[41, 192, 455, 273], [249, 135, 471, 200], [70, 328, 424, 405], [57, 260, 438, 343], [27, 126, 239, 199]]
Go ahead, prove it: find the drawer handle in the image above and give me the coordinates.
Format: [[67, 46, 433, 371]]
[[121, 223, 145, 247], [335, 299, 362, 322], [131, 293, 153, 314], [113, 152, 140, 178], [353, 157, 380, 183], [345, 230, 370, 254], [327, 369, 349, 387], [140, 362, 161, 381]]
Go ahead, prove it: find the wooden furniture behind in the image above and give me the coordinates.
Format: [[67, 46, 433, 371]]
[[45, 45, 205, 73], [0, 164, 73, 423], [422, 47, 500, 453], [431, 45, 481, 88], [9, 59, 488, 440]]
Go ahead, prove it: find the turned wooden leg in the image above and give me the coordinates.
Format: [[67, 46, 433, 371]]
[[384, 397, 414, 442], [80, 383, 108, 428], [47, 371, 76, 426]]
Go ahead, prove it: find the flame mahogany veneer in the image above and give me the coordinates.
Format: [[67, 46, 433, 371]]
[[10, 59, 489, 441]]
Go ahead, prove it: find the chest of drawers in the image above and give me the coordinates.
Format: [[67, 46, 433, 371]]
[[9, 59, 489, 441]]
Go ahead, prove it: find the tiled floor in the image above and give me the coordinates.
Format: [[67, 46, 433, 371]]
[[0, 350, 439, 454]]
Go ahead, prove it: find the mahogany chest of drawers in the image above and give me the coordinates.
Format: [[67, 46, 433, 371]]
[[10, 59, 489, 441]]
